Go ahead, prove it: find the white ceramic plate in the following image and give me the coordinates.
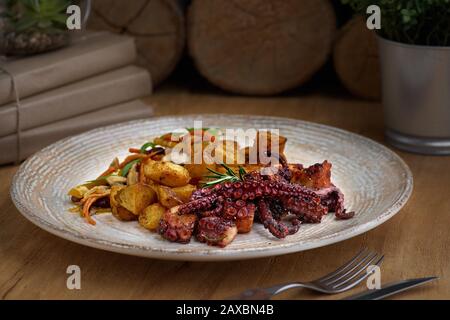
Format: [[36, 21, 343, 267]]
[[10, 115, 413, 261]]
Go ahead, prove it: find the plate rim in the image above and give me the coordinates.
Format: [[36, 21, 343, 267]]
[[10, 114, 414, 261]]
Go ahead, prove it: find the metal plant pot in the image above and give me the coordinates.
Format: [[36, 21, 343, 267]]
[[378, 37, 450, 155]]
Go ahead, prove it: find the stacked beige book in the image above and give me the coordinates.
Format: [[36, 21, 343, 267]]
[[0, 32, 153, 165]]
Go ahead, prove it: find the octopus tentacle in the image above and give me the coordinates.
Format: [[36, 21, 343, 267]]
[[315, 186, 355, 220], [281, 195, 328, 223], [258, 199, 301, 239], [178, 194, 218, 215], [163, 166, 352, 245]]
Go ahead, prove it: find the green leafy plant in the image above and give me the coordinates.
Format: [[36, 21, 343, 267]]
[[341, 0, 450, 46], [5, 0, 70, 32]]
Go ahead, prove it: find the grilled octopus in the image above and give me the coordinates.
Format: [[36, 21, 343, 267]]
[[158, 161, 354, 247]]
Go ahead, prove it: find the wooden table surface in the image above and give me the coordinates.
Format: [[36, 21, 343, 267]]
[[1, 86, 449, 300]]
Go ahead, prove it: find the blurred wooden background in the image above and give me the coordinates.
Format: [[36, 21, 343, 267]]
[[88, 0, 380, 100]]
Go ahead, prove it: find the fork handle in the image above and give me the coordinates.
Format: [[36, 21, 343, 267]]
[[266, 282, 307, 296], [227, 283, 306, 300]]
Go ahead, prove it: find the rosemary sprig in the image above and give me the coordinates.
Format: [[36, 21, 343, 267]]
[[201, 163, 247, 188]]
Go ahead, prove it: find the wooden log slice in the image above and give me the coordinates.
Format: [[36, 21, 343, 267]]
[[187, 0, 337, 95], [333, 16, 381, 100], [88, 0, 185, 86]]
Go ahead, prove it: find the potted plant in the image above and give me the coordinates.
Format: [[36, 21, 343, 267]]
[[342, 0, 450, 155], [0, 0, 91, 56]]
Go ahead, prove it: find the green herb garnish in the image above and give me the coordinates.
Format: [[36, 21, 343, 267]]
[[201, 163, 247, 187], [139, 142, 156, 153], [120, 159, 141, 177]]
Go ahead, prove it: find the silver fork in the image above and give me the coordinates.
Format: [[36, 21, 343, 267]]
[[228, 248, 384, 300]]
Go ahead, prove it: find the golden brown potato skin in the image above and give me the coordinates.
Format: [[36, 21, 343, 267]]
[[184, 163, 216, 181], [117, 183, 157, 215], [143, 160, 190, 187], [110, 186, 137, 221], [157, 186, 183, 208], [171, 184, 196, 203], [139, 203, 166, 231], [113, 206, 137, 221]]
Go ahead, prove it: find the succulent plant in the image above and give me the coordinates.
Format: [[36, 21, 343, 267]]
[[6, 0, 71, 32], [0, 0, 72, 56]]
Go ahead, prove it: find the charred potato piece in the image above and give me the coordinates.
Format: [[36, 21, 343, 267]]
[[143, 159, 190, 187], [244, 131, 287, 165], [241, 164, 264, 174], [172, 184, 196, 203], [139, 203, 166, 231], [184, 163, 216, 180], [289, 161, 332, 189], [256, 131, 287, 154], [235, 204, 256, 234], [110, 185, 136, 221], [113, 206, 137, 221], [117, 183, 157, 215], [196, 217, 237, 247], [157, 186, 183, 208]]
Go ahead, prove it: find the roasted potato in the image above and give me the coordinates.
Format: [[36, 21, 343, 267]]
[[157, 185, 183, 208], [212, 139, 241, 165], [110, 185, 136, 221], [139, 203, 166, 231], [235, 209, 255, 234], [113, 206, 137, 221], [117, 183, 157, 215], [289, 161, 332, 189], [244, 131, 287, 165], [255, 131, 287, 155], [184, 163, 216, 181], [143, 159, 190, 187], [172, 184, 196, 203]]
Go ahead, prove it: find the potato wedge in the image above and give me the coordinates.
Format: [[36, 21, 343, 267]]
[[139, 203, 166, 231], [184, 163, 216, 180], [157, 186, 183, 208], [143, 159, 190, 187], [112, 206, 137, 221], [172, 184, 196, 203], [117, 183, 157, 215], [213, 139, 241, 165], [110, 185, 136, 221]]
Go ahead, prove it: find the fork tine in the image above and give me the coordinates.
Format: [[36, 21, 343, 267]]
[[331, 253, 380, 288], [333, 255, 384, 291], [317, 248, 367, 282], [317, 247, 367, 281], [324, 251, 378, 286]]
